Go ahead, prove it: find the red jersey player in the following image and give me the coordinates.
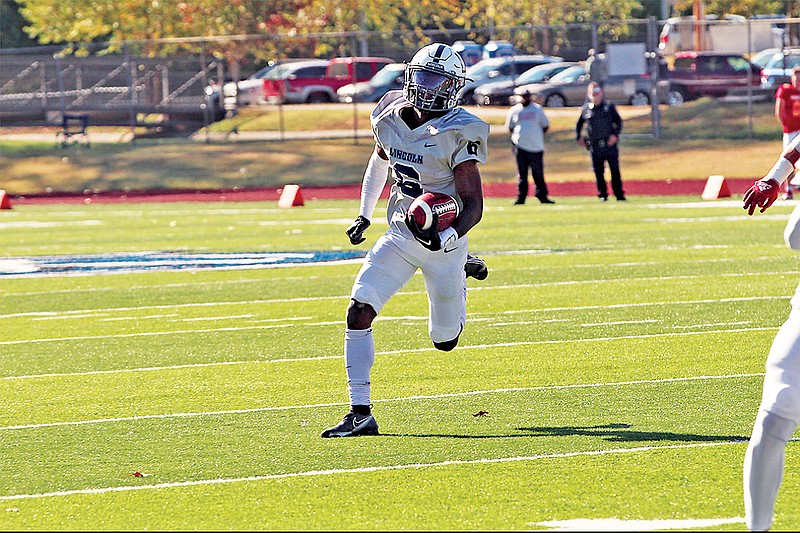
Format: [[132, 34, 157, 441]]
[[774, 66, 800, 199]]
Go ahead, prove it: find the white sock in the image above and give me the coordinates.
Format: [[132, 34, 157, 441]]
[[744, 410, 797, 531], [345, 328, 374, 407]]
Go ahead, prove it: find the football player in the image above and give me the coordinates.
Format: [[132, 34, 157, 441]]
[[321, 43, 490, 438], [742, 135, 800, 531]]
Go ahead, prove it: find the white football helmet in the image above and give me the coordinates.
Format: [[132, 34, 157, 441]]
[[404, 43, 467, 112]]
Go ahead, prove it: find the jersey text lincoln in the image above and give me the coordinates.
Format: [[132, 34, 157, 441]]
[[389, 147, 423, 164]]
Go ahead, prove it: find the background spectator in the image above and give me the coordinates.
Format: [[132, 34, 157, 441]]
[[585, 48, 608, 87], [576, 82, 625, 202], [505, 88, 554, 205]]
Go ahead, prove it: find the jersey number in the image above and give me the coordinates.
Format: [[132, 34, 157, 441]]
[[393, 163, 423, 198]]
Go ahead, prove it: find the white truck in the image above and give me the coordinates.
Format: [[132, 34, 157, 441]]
[[658, 15, 784, 56]]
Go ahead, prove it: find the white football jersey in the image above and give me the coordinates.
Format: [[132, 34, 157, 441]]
[[370, 90, 489, 238]]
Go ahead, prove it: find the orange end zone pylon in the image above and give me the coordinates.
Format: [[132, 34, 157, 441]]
[[0, 190, 12, 210], [701, 175, 731, 200], [278, 184, 304, 208]]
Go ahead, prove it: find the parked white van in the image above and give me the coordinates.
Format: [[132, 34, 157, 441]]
[[658, 15, 783, 56]]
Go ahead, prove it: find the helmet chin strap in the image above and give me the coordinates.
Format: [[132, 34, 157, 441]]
[[400, 104, 445, 129]]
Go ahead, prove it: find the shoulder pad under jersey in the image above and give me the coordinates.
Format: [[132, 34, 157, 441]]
[[370, 90, 407, 126]]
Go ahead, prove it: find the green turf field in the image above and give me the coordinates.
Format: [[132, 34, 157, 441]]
[[1, 196, 798, 530]]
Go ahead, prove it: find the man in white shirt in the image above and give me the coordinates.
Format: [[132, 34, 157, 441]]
[[505, 87, 554, 204]]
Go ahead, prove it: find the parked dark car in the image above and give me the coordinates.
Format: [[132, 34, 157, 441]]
[[517, 65, 669, 107], [337, 63, 405, 103], [759, 48, 800, 89], [482, 40, 516, 59], [458, 55, 563, 105], [452, 40, 483, 67], [666, 51, 761, 102], [473, 61, 577, 106]]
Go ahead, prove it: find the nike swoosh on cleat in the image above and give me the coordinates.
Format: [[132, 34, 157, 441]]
[[443, 247, 458, 253], [351, 416, 372, 431]]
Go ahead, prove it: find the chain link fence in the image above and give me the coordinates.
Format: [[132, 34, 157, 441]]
[[2, 16, 799, 139]]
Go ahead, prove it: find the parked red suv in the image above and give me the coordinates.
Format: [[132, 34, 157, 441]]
[[666, 51, 761, 102], [264, 56, 393, 104]]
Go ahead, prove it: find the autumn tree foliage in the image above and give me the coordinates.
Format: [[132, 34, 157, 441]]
[[14, 0, 655, 75]]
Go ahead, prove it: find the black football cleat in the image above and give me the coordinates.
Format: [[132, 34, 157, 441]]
[[465, 253, 488, 281], [321, 411, 379, 438]]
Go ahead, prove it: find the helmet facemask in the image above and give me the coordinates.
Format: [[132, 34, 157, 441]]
[[405, 68, 463, 111], [403, 43, 467, 112]]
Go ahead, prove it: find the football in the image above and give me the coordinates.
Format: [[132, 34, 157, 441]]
[[408, 192, 459, 232]]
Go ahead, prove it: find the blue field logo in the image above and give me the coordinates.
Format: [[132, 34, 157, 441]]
[[0, 251, 366, 277]]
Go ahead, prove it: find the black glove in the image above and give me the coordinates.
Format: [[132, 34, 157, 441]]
[[345, 215, 371, 245], [406, 210, 441, 251]]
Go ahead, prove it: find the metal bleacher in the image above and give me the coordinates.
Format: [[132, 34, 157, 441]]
[[0, 48, 222, 132]]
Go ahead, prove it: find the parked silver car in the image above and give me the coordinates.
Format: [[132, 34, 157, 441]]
[[223, 59, 328, 108], [457, 55, 563, 105], [517, 65, 668, 107], [473, 61, 578, 106], [759, 48, 800, 89]]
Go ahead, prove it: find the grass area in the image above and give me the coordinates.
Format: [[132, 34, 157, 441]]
[[0, 196, 797, 530], [0, 98, 785, 196], [212, 98, 781, 140], [207, 105, 375, 132]]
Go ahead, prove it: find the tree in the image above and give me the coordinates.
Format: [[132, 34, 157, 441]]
[[671, 1, 786, 17], [1, 0, 37, 49], [14, 0, 647, 68], [448, 0, 642, 57], [16, 0, 327, 78]]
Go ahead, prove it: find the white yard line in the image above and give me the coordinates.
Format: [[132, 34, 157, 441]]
[[3, 274, 339, 298], [1, 269, 795, 319], [1, 326, 776, 379], [0, 440, 748, 502], [376, 327, 775, 356], [0, 373, 763, 431], [580, 319, 661, 327], [464, 270, 800, 292], [0, 255, 773, 298], [0, 290, 786, 342], [2, 355, 344, 381], [532, 517, 745, 531], [0, 295, 347, 319], [1, 326, 776, 380], [0, 322, 302, 345]]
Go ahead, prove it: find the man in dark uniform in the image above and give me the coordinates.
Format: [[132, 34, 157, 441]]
[[575, 82, 626, 201]]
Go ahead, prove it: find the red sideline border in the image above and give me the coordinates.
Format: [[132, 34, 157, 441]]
[[8, 178, 754, 205]]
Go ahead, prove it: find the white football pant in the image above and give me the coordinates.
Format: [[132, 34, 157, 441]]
[[345, 233, 468, 406], [351, 233, 467, 343], [744, 305, 800, 531]]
